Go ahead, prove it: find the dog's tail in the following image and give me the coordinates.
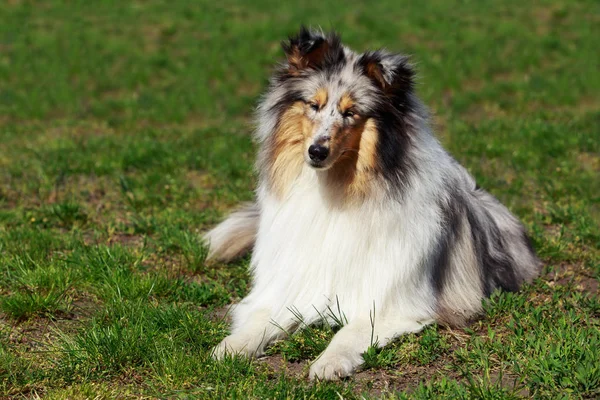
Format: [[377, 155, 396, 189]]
[[203, 202, 259, 262]]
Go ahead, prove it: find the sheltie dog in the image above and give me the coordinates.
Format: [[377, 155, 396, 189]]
[[204, 27, 541, 380]]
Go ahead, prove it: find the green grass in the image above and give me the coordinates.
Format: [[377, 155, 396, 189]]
[[1, 0, 598, 398]]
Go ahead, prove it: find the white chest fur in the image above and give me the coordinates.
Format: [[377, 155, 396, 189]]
[[247, 169, 439, 327]]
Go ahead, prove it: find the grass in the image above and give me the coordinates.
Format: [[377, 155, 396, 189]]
[[0, 0, 598, 398]]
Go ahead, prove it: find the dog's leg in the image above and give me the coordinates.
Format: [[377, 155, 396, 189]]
[[203, 202, 259, 262], [211, 308, 273, 359], [211, 303, 290, 360], [309, 316, 432, 380]]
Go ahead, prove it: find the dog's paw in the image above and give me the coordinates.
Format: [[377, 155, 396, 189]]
[[309, 351, 362, 381], [211, 335, 258, 360]]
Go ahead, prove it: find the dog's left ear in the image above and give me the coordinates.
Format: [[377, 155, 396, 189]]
[[358, 51, 415, 94], [281, 27, 342, 75]]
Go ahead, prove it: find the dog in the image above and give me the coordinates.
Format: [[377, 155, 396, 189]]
[[204, 27, 541, 380]]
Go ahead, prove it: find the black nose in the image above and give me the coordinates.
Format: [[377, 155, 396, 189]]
[[308, 144, 329, 162]]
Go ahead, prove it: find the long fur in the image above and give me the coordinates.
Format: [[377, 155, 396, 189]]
[[203, 27, 541, 380], [204, 202, 258, 262]]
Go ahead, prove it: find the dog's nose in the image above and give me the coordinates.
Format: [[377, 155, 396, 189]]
[[308, 144, 329, 162]]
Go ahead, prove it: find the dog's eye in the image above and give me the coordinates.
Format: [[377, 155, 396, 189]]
[[309, 103, 319, 111], [342, 110, 355, 118]]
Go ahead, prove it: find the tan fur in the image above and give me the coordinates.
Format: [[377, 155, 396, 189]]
[[338, 93, 355, 113], [286, 47, 304, 73], [313, 88, 328, 107], [270, 93, 379, 204], [269, 102, 309, 197], [327, 118, 379, 203], [364, 61, 388, 89]]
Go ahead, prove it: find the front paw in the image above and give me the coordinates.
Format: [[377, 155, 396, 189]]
[[309, 351, 363, 381], [211, 334, 261, 360]]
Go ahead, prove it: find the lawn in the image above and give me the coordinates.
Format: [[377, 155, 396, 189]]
[[0, 0, 598, 398]]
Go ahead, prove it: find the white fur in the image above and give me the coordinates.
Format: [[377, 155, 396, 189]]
[[213, 131, 453, 379], [208, 29, 540, 381]]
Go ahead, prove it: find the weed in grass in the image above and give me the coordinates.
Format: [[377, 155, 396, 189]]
[[396, 377, 469, 399], [24, 202, 88, 229], [268, 308, 336, 363], [365, 324, 454, 372], [362, 344, 399, 371], [414, 325, 452, 365], [270, 326, 334, 363], [49, 202, 88, 228]]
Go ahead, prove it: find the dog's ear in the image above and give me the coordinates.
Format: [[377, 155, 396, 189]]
[[358, 51, 415, 94], [281, 27, 341, 75]]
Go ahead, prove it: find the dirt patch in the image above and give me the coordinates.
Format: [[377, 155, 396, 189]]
[[258, 353, 460, 396], [1, 294, 99, 356], [256, 343, 462, 396], [186, 170, 217, 191], [462, 70, 526, 94], [256, 348, 527, 397], [461, 101, 509, 124], [545, 261, 598, 295], [523, 97, 600, 117], [354, 359, 459, 397], [81, 229, 146, 249], [259, 354, 310, 380], [207, 305, 233, 323], [577, 151, 600, 173], [139, 252, 182, 276], [107, 233, 145, 247]]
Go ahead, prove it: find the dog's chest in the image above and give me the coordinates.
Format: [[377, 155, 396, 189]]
[[251, 178, 429, 319]]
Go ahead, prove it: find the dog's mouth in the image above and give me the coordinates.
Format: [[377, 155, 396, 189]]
[[305, 153, 337, 170], [307, 160, 328, 170]]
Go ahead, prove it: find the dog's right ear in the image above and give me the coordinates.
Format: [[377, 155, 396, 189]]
[[281, 27, 339, 75], [358, 51, 415, 95]]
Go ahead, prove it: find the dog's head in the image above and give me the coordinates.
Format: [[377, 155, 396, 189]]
[[273, 27, 415, 170], [259, 27, 418, 198]]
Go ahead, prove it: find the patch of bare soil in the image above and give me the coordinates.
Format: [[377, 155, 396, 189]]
[[354, 360, 459, 397], [577, 151, 600, 173], [1, 295, 99, 355], [207, 305, 233, 323], [545, 261, 598, 296], [81, 229, 146, 250], [257, 352, 463, 397], [107, 233, 145, 247], [259, 354, 310, 380]]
